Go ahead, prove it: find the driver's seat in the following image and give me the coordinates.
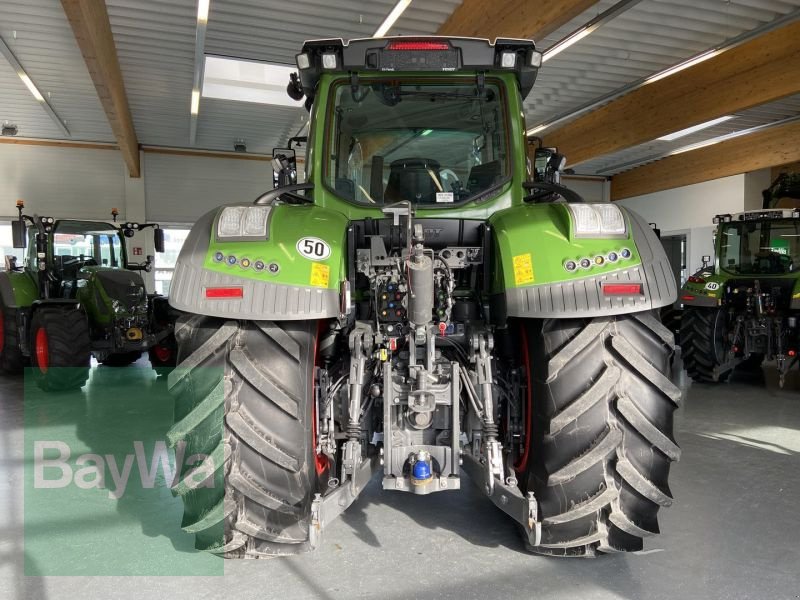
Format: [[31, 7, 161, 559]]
[[384, 158, 441, 204]]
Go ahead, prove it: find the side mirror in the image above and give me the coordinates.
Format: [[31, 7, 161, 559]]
[[11, 220, 26, 248], [272, 147, 297, 188], [153, 228, 165, 253], [702, 255, 711, 263]]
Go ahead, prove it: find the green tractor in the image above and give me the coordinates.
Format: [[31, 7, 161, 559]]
[[0, 202, 177, 391], [680, 173, 800, 386], [168, 37, 682, 558]]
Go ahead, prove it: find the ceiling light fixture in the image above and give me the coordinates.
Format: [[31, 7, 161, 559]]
[[644, 49, 720, 85], [190, 89, 200, 115], [197, 0, 210, 24], [542, 0, 645, 63], [0, 35, 69, 136], [542, 28, 593, 63], [374, 0, 412, 38], [189, 0, 211, 144], [526, 123, 550, 136], [19, 73, 44, 102], [657, 115, 736, 141]]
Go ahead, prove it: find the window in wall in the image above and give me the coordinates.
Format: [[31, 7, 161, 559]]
[[0, 223, 20, 270], [154, 228, 191, 296]]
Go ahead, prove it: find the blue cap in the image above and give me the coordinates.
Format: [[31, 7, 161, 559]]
[[412, 459, 432, 481]]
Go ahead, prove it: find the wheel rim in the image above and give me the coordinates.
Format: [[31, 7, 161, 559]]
[[35, 327, 49, 374], [153, 344, 172, 363], [514, 324, 532, 473]]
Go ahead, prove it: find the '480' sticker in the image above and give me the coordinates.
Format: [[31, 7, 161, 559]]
[[296, 237, 331, 261], [704, 282, 720, 291]]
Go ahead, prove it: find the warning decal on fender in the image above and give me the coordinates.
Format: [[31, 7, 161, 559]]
[[310, 263, 330, 288], [513, 253, 535, 286]]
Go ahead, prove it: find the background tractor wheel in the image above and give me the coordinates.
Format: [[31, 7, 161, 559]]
[[680, 307, 730, 383], [168, 315, 322, 557], [100, 351, 142, 367], [30, 307, 91, 392], [520, 311, 682, 557], [0, 306, 25, 374]]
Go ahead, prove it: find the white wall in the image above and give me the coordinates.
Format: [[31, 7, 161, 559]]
[[616, 175, 746, 274], [562, 176, 608, 203], [144, 153, 272, 222], [0, 144, 128, 220], [744, 168, 772, 211]]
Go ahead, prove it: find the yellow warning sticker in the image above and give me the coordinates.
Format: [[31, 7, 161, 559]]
[[310, 263, 330, 288], [513, 253, 535, 286], [793, 292, 800, 299]]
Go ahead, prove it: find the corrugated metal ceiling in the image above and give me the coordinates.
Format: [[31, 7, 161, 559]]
[[0, 0, 113, 141]]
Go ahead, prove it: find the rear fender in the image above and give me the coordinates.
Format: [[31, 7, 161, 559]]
[[0, 270, 39, 308], [169, 203, 347, 320], [490, 204, 676, 319]]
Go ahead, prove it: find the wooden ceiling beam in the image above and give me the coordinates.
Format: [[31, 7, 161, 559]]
[[610, 120, 800, 201], [61, 0, 140, 177], [544, 19, 800, 167], [437, 0, 601, 41]]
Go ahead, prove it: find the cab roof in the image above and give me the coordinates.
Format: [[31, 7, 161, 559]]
[[295, 36, 541, 102]]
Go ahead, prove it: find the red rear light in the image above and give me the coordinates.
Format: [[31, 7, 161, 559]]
[[205, 287, 243, 299], [688, 275, 705, 284], [681, 294, 696, 302], [789, 350, 797, 357], [602, 283, 643, 296], [386, 41, 450, 51]]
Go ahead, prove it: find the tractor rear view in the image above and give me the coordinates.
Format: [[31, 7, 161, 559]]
[[167, 36, 682, 558], [680, 174, 800, 386], [0, 203, 177, 391]]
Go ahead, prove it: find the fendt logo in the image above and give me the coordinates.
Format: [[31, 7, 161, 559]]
[[33, 440, 215, 499]]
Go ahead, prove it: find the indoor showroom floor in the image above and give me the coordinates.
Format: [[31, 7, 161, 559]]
[[0, 355, 798, 600]]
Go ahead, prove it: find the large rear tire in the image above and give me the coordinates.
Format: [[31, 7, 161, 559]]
[[680, 307, 729, 383], [521, 311, 682, 556], [167, 315, 321, 557], [30, 307, 91, 392], [0, 306, 25, 374]]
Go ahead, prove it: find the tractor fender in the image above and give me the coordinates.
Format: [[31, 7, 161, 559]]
[[491, 204, 676, 319], [0, 270, 39, 309], [169, 203, 345, 320]]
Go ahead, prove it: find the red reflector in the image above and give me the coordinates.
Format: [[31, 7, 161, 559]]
[[603, 283, 643, 296], [688, 276, 705, 284], [789, 350, 797, 357], [681, 294, 696, 302], [205, 287, 243, 299], [386, 41, 450, 51]]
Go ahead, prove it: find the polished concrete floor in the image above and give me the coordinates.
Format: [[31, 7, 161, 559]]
[[1, 355, 799, 600]]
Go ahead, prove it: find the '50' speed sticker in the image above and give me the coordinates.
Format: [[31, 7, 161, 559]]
[[297, 237, 331, 261]]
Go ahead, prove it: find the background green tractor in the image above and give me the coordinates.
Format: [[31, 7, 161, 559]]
[[680, 173, 800, 386], [0, 202, 177, 391], [167, 37, 682, 558]]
